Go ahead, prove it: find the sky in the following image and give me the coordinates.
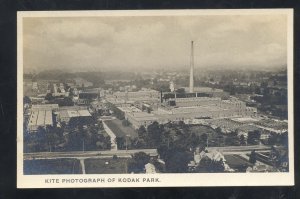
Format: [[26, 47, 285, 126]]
[[23, 14, 288, 72]]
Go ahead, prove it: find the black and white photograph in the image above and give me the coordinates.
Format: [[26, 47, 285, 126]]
[[17, 9, 294, 188]]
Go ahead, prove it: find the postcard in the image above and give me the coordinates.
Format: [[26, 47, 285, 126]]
[[17, 9, 294, 188]]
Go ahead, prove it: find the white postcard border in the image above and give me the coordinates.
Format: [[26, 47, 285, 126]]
[[17, 9, 294, 188]]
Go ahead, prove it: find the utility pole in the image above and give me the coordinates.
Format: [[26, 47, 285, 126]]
[[206, 137, 209, 148], [49, 143, 52, 152], [125, 135, 130, 151], [82, 139, 85, 152], [189, 41, 194, 93]]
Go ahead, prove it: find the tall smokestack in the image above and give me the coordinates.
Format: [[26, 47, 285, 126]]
[[189, 41, 194, 93]]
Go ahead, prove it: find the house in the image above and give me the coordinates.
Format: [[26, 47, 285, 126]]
[[144, 163, 157, 174]]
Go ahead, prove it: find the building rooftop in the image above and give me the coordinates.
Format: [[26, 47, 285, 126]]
[[60, 109, 92, 118], [183, 87, 224, 93], [128, 112, 158, 121], [67, 110, 80, 117], [28, 110, 53, 130], [170, 105, 224, 114], [31, 104, 59, 110], [78, 109, 92, 117]]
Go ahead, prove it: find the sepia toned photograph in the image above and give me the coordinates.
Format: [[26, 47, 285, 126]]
[[17, 9, 294, 188]]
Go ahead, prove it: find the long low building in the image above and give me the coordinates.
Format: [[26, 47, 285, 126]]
[[58, 109, 92, 124], [27, 104, 59, 133], [31, 104, 59, 111], [105, 89, 161, 108], [28, 110, 53, 132], [124, 98, 257, 129]]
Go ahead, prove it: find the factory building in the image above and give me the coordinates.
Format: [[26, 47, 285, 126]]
[[125, 99, 257, 129], [112, 41, 257, 129], [107, 89, 160, 101], [58, 109, 93, 125], [106, 89, 161, 109], [27, 104, 58, 133], [28, 110, 53, 132]]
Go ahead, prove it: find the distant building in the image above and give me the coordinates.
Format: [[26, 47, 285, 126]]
[[74, 89, 99, 105], [189, 149, 234, 172], [27, 104, 59, 133], [28, 110, 53, 132], [107, 89, 160, 100], [32, 82, 38, 90], [106, 89, 160, 109], [52, 83, 68, 97], [169, 81, 175, 92], [124, 97, 257, 129], [189, 41, 194, 93], [31, 104, 59, 111], [182, 87, 229, 98], [74, 77, 93, 88], [58, 109, 92, 125]]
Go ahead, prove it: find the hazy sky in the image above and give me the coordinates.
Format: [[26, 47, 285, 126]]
[[23, 14, 287, 72]]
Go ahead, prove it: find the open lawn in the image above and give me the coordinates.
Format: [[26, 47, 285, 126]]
[[104, 119, 138, 138], [24, 159, 82, 175], [85, 158, 129, 174], [224, 155, 252, 172], [190, 125, 217, 136]]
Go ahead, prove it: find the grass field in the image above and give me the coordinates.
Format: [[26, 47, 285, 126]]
[[24, 159, 82, 175], [104, 119, 138, 138], [190, 125, 216, 136], [84, 158, 129, 174], [224, 155, 252, 172]]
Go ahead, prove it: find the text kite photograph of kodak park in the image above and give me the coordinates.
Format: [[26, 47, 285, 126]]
[[21, 13, 291, 175]]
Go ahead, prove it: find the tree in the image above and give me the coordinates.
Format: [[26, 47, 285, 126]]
[[23, 96, 31, 104], [269, 146, 288, 170], [127, 152, 150, 173], [216, 127, 222, 134], [132, 152, 150, 167], [131, 137, 146, 149], [178, 121, 189, 132], [66, 126, 86, 151], [280, 131, 288, 147], [200, 133, 208, 143], [240, 134, 246, 146], [196, 157, 225, 173], [162, 130, 173, 149], [247, 130, 261, 145], [34, 126, 48, 151], [45, 93, 54, 101], [122, 119, 130, 126], [157, 145, 169, 160], [249, 150, 257, 165], [59, 97, 74, 106], [164, 149, 191, 173], [116, 137, 125, 149], [216, 134, 224, 147], [211, 159, 225, 172], [95, 120, 104, 130], [147, 121, 163, 147], [224, 131, 240, 146], [186, 133, 199, 149], [268, 132, 280, 145], [61, 121, 67, 129], [45, 125, 63, 152], [137, 125, 147, 140]]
